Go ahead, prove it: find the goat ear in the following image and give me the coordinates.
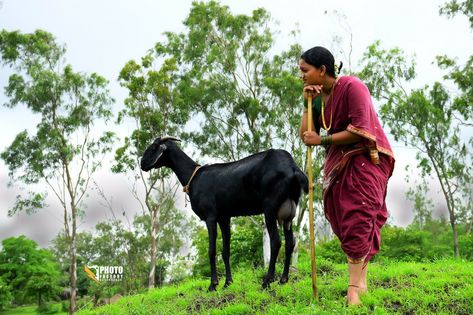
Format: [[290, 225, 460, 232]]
[[141, 143, 167, 171]]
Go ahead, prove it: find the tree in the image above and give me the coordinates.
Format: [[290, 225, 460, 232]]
[[358, 41, 472, 257], [50, 231, 95, 298], [0, 29, 115, 313], [439, 0, 473, 235], [0, 236, 61, 308], [24, 252, 62, 308], [166, 0, 315, 267], [114, 33, 192, 288]]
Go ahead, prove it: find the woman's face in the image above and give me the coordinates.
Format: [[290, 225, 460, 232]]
[[299, 59, 323, 86]]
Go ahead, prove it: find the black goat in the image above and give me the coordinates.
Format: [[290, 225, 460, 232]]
[[141, 136, 308, 291]]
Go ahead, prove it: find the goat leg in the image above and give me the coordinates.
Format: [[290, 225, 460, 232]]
[[206, 219, 219, 291], [219, 218, 233, 288], [280, 223, 295, 284], [262, 213, 281, 289]]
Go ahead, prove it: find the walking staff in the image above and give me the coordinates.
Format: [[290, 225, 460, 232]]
[[306, 93, 318, 300]]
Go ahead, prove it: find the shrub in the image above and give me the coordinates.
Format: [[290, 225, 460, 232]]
[[315, 238, 346, 263], [459, 233, 473, 260], [0, 277, 13, 311]]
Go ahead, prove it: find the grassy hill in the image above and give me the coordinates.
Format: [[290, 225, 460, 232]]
[[77, 257, 473, 314]]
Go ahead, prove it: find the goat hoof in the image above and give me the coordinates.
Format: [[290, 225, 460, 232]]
[[261, 281, 271, 289], [208, 283, 218, 292], [262, 276, 275, 289], [279, 275, 289, 284], [223, 280, 233, 288]]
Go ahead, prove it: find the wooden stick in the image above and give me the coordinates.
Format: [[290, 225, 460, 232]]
[[306, 94, 318, 299]]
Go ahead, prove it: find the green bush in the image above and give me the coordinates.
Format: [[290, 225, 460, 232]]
[[459, 233, 473, 260], [0, 277, 13, 311], [375, 222, 461, 262], [230, 218, 263, 268], [192, 218, 265, 277], [37, 302, 62, 314], [315, 237, 346, 263], [312, 220, 472, 264]]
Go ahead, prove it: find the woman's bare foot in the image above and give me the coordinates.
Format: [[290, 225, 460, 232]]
[[359, 285, 367, 294], [347, 285, 363, 306]]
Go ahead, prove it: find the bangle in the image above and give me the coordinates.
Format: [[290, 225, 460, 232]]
[[320, 135, 333, 146]]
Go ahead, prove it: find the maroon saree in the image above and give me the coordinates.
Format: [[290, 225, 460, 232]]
[[317, 76, 395, 263]]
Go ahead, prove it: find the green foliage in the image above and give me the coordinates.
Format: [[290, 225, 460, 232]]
[[230, 218, 264, 268], [0, 30, 115, 188], [358, 41, 472, 257], [0, 29, 116, 311], [458, 232, 473, 259], [0, 236, 61, 307], [173, 1, 306, 162], [0, 277, 13, 311], [437, 54, 473, 123], [312, 220, 471, 264], [375, 222, 463, 262], [149, 1, 321, 269], [405, 178, 434, 228], [315, 238, 346, 264], [192, 225, 223, 278], [440, 0, 473, 28], [378, 226, 440, 262], [191, 217, 299, 277], [114, 11, 195, 289]]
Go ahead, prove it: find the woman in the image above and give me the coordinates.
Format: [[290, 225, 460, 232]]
[[299, 46, 395, 305]]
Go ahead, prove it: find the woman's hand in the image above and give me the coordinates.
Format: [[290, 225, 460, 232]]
[[302, 131, 321, 146], [303, 85, 323, 100]]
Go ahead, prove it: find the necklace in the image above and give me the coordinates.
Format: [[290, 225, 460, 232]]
[[321, 82, 336, 131]]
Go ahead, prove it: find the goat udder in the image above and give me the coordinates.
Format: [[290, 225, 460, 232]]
[[277, 199, 296, 230]]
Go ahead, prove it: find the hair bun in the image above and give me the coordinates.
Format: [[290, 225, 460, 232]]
[[334, 60, 343, 77]]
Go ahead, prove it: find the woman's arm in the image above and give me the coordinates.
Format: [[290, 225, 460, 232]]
[[299, 85, 324, 139], [302, 129, 362, 146], [299, 109, 311, 139]]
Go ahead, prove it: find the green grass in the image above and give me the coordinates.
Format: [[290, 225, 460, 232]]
[[0, 303, 66, 315], [76, 257, 473, 315]]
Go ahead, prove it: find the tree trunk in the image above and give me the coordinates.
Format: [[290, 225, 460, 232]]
[[450, 214, 460, 258], [429, 155, 460, 259], [263, 224, 270, 267], [292, 231, 300, 267], [148, 208, 157, 289], [69, 210, 78, 314]]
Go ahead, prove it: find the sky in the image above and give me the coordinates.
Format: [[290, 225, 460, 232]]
[[1, 0, 472, 248]]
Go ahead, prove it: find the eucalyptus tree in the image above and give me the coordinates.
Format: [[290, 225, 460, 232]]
[[169, 1, 319, 266], [358, 41, 472, 257], [114, 42, 192, 288], [177, 1, 293, 159], [439, 0, 473, 235], [0, 30, 115, 313]]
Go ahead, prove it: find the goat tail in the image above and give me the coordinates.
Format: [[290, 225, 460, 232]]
[[295, 169, 309, 194], [290, 169, 309, 202]]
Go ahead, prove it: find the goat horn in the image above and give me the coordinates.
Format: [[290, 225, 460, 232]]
[[160, 136, 181, 142]]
